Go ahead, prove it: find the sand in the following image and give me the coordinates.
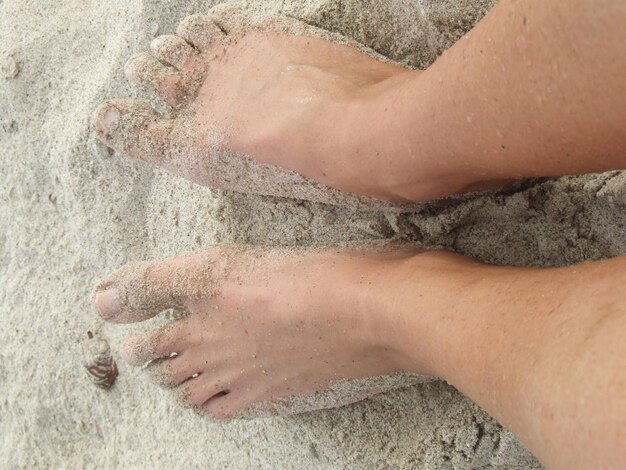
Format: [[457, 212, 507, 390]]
[[1, 0, 624, 468]]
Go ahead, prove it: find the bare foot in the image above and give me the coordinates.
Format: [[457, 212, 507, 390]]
[[91, 4, 418, 207], [92, 246, 429, 419]]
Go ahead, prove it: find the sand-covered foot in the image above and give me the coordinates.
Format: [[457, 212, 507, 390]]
[[92, 246, 422, 419], [91, 3, 416, 208]]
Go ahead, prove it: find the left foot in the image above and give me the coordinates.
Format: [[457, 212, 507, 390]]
[[93, 246, 421, 419]]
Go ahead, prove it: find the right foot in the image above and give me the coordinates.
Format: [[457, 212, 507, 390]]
[[91, 4, 422, 206]]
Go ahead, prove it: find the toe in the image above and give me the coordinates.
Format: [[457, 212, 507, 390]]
[[176, 14, 225, 51], [121, 322, 190, 366], [146, 351, 212, 388], [150, 35, 197, 70], [92, 248, 231, 323], [124, 52, 188, 107], [92, 259, 181, 323], [178, 375, 231, 408], [207, 3, 246, 34], [91, 99, 174, 162], [202, 390, 252, 420], [143, 357, 179, 387]]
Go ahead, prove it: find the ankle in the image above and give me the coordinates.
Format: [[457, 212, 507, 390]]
[[347, 72, 514, 202], [339, 76, 453, 202], [363, 250, 478, 376]]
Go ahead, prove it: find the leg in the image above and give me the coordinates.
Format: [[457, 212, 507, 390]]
[[94, 249, 626, 469], [395, 253, 626, 470], [356, 0, 626, 200]]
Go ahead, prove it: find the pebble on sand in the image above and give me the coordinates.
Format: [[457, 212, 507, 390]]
[[0, 54, 19, 79]]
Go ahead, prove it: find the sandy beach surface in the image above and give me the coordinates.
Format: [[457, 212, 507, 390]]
[[1, 0, 625, 468]]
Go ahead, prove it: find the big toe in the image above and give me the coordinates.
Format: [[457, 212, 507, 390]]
[[92, 259, 182, 324], [92, 249, 226, 324]]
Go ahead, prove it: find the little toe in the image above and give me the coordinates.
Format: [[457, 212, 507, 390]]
[[202, 390, 250, 420], [124, 52, 188, 107], [150, 35, 197, 70], [178, 374, 231, 408], [121, 322, 190, 366], [176, 14, 225, 51], [207, 3, 246, 34], [91, 99, 174, 162]]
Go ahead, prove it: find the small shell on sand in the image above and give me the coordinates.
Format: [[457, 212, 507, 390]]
[[81, 331, 118, 390], [0, 55, 19, 79]]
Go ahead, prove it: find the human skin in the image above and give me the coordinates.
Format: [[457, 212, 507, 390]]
[[95, 248, 626, 470], [356, 0, 626, 201], [92, 0, 626, 203], [91, 0, 626, 469]]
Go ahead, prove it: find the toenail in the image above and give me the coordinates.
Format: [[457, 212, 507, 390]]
[[92, 103, 121, 140], [94, 289, 122, 320], [101, 107, 121, 134]]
